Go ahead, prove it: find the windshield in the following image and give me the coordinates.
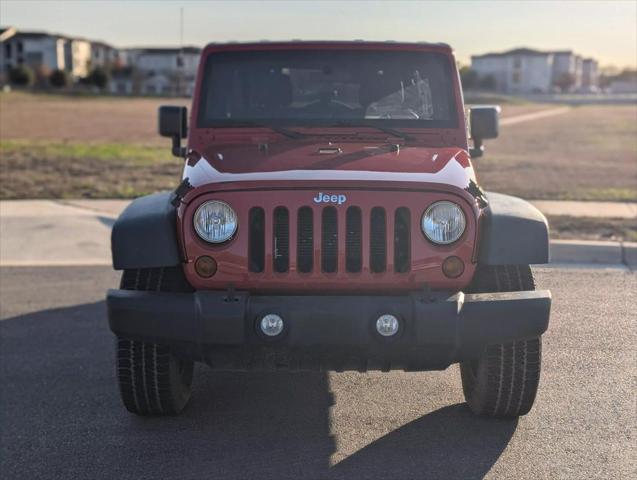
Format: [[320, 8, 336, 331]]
[[197, 49, 458, 129]]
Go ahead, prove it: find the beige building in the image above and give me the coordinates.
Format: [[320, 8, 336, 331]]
[[0, 27, 121, 83], [472, 47, 599, 93], [471, 48, 554, 93], [111, 47, 201, 96]]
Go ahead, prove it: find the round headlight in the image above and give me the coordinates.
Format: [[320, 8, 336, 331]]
[[193, 200, 238, 244], [422, 201, 466, 245]]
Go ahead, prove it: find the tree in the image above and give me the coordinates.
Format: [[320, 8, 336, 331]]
[[49, 69, 70, 88], [8, 65, 34, 86], [478, 74, 496, 91], [88, 67, 110, 90], [554, 72, 575, 93], [459, 66, 478, 90]]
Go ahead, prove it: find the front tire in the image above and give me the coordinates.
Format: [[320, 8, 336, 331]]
[[117, 338, 194, 415], [115, 267, 194, 416], [460, 265, 542, 418]]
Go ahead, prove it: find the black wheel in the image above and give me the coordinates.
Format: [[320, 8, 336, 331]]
[[115, 267, 194, 416], [460, 265, 542, 418]]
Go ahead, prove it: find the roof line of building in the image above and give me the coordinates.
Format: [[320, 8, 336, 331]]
[[472, 47, 579, 59]]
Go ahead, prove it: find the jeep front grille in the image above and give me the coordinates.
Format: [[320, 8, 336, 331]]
[[394, 207, 411, 273], [321, 207, 338, 273], [249, 205, 411, 275], [370, 207, 387, 273], [297, 206, 314, 273], [345, 207, 362, 273], [248, 207, 265, 273], [273, 207, 290, 273]]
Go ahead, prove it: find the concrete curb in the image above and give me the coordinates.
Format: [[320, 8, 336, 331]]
[[550, 240, 637, 269]]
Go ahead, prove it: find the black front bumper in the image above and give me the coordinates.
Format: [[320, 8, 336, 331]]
[[106, 289, 550, 371]]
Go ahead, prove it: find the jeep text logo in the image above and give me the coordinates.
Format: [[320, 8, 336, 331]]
[[313, 192, 347, 205]]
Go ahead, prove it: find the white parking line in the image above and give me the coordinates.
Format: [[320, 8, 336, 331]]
[[0, 259, 112, 267]]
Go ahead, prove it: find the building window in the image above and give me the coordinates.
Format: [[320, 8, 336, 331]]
[[513, 57, 521, 69], [4, 43, 11, 59], [17, 42, 23, 54], [25, 52, 43, 67], [512, 71, 521, 84]]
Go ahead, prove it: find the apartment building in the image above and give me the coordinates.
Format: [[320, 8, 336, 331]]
[[111, 46, 201, 96], [0, 27, 98, 81], [471, 48, 554, 93], [471, 47, 599, 93]]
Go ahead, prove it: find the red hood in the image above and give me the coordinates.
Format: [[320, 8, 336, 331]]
[[183, 141, 475, 190]]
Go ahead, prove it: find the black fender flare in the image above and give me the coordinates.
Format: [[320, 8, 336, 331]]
[[111, 192, 183, 270], [478, 192, 550, 265]]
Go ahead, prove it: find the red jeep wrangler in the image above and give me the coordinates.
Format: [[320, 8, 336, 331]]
[[107, 41, 551, 418]]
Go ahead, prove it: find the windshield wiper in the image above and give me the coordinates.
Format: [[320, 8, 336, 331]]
[[331, 121, 415, 141], [229, 122, 306, 139]]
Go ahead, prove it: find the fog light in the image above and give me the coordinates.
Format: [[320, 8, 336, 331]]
[[260, 314, 284, 337], [376, 314, 400, 337], [195, 255, 217, 278], [442, 256, 464, 278]]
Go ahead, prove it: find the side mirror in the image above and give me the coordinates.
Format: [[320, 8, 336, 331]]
[[158, 105, 188, 157], [469, 105, 500, 158]]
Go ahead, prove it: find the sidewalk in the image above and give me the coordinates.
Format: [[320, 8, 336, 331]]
[[529, 200, 636, 219]]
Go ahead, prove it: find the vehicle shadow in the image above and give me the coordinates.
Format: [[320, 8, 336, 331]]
[[0, 300, 516, 480], [330, 403, 517, 480]]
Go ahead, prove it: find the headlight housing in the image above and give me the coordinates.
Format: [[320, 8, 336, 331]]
[[193, 200, 238, 244], [422, 201, 466, 245]]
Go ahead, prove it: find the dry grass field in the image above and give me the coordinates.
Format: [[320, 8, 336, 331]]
[[477, 104, 637, 202], [0, 92, 188, 144], [0, 93, 186, 198], [1, 92, 636, 203]]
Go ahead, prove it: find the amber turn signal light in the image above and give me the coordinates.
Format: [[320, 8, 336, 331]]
[[442, 256, 464, 278], [195, 256, 218, 278]]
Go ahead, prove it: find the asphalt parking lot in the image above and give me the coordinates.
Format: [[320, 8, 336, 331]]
[[0, 265, 635, 479]]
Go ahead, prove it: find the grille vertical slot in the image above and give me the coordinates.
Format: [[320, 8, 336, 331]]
[[297, 207, 314, 273], [321, 207, 338, 273], [394, 207, 411, 273], [273, 207, 289, 273], [248, 207, 265, 273], [346, 207, 362, 273], [370, 207, 387, 273]]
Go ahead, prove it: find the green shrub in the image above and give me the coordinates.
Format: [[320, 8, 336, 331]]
[[88, 67, 110, 89], [460, 66, 478, 90], [8, 65, 34, 86], [49, 69, 70, 88]]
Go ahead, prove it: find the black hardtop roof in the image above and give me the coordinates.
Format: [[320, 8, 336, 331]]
[[203, 40, 452, 52]]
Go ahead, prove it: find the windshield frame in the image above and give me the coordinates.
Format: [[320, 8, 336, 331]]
[[194, 45, 461, 131]]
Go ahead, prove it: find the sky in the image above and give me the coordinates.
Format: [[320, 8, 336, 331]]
[[1, 0, 636, 68]]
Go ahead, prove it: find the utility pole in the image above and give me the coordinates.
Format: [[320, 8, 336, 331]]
[[177, 6, 184, 96], [180, 7, 184, 51]]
